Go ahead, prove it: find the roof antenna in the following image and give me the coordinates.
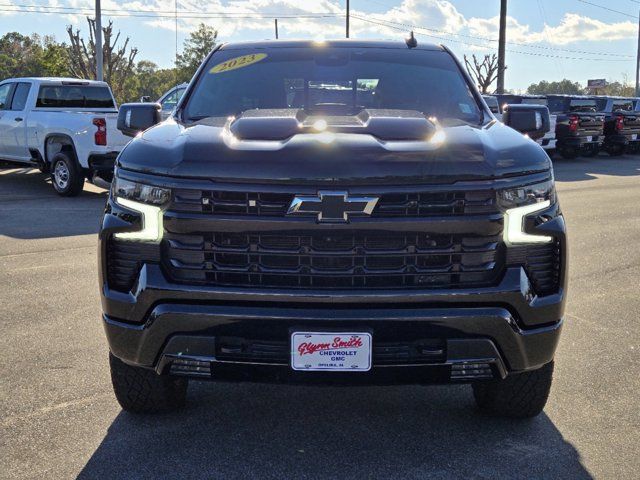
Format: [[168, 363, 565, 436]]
[[405, 31, 417, 49]]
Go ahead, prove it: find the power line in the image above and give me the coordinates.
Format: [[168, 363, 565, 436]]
[[0, 3, 343, 19], [349, 0, 633, 57], [537, 0, 565, 78], [576, 0, 638, 19], [351, 15, 632, 62], [352, 14, 634, 58]]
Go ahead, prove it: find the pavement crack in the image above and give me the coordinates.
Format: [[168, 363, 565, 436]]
[[0, 393, 108, 428]]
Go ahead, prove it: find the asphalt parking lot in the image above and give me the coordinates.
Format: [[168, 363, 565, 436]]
[[1, 156, 639, 479]]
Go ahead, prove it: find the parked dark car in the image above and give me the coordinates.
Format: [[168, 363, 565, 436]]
[[546, 95, 604, 159], [102, 40, 567, 418], [593, 96, 640, 155]]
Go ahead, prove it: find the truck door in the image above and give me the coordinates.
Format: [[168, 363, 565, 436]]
[[0, 82, 16, 160], [2, 82, 32, 161]]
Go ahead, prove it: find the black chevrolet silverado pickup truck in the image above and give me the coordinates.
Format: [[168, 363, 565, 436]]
[[593, 96, 640, 155], [546, 95, 604, 159], [100, 40, 567, 418]]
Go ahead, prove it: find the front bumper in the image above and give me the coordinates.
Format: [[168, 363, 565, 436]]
[[557, 135, 601, 148], [88, 152, 119, 172], [603, 134, 640, 147], [100, 263, 567, 385], [104, 304, 563, 384]]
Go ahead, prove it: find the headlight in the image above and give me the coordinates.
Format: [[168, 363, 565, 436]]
[[112, 177, 170, 242], [498, 179, 555, 245], [112, 177, 171, 205]]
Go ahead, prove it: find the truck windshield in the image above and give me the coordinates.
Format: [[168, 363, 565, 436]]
[[569, 99, 596, 113], [523, 98, 547, 106], [36, 85, 115, 109], [183, 47, 483, 126], [612, 100, 633, 112]]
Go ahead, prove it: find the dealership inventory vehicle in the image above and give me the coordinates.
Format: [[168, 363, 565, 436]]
[[494, 94, 557, 153], [157, 82, 189, 120], [546, 95, 604, 159], [593, 96, 640, 155], [482, 94, 502, 121], [100, 40, 567, 418], [0, 77, 129, 195]]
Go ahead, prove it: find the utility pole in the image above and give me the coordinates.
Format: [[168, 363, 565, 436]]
[[95, 0, 103, 81], [636, 9, 639, 96], [346, 0, 350, 38], [275, 19, 279, 39], [497, 0, 507, 94]]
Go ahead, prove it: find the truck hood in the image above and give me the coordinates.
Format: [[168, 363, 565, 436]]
[[118, 117, 551, 185]]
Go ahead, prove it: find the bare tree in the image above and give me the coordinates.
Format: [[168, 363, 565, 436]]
[[67, 18, 138, 101], [464, 54, 505, 94]]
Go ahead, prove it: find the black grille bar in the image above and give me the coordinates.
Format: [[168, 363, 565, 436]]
[[171, 188, 498, 217], [214, 337, 447, 365], [163, 231, 503, 289]]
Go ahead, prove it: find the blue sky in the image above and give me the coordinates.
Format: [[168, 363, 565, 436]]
[[1, 0, 638, 91]]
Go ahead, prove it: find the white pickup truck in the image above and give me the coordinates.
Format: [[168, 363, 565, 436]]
[[0, 77, 129, 196]]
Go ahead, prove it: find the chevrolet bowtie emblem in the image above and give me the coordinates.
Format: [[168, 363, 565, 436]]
[[287, 191, 379, 223]]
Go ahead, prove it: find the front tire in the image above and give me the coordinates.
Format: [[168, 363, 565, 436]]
[[472, 361, 554, 418], [51, 151, 84, 196], [109, 353, 188, 414]]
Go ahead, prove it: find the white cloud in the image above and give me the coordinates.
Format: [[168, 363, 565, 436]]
[[468, 13, 636, 45]]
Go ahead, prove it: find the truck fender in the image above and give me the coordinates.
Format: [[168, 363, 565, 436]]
[[43, 134, 79, 169]]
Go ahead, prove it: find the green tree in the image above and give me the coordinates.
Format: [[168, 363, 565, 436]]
[[125, 60, 182, 103], [601, 75, 635, 97], [176, 23, 217, 82], [0, 33, 71, 80], [527, 79, 585, 95]]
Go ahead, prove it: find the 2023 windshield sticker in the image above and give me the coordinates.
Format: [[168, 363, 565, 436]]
[[209, 53, 268, 74]]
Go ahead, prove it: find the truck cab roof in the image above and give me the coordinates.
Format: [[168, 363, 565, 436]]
[[1, 77, 111, 87], [218, 39, 445, 51]]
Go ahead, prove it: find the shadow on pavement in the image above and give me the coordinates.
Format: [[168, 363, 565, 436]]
[[0, 168, 106, 239], [78, 382, 592, 479], [551, 155, 640, 183]]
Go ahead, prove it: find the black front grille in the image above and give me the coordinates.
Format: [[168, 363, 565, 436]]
[[163, 231, 503, 289], [507, 240, 561, 296], [106, 239, 160, 292], [170, 188, 497, 217], [215, 337, 446, 365]]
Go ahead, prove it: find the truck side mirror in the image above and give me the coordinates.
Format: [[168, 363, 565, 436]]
[[117, 103, 162, 137], [502, 104, 550, 141], [139, 96, 151, 103]]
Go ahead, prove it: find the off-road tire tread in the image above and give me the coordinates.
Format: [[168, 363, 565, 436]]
[[109, 353, 187, 414], [472, 361, 554, 418]]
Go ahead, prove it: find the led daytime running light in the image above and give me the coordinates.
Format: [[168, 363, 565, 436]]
[[504, 200, 553, 245], [114, 197, 163, 242]]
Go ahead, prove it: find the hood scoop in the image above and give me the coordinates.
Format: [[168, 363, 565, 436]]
[[228, 108, 437, 141]]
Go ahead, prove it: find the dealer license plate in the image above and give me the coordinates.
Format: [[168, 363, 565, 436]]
[[291, 332, 372, 371], [586, 136, 592, 142], [632, 134, 638, 140]]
